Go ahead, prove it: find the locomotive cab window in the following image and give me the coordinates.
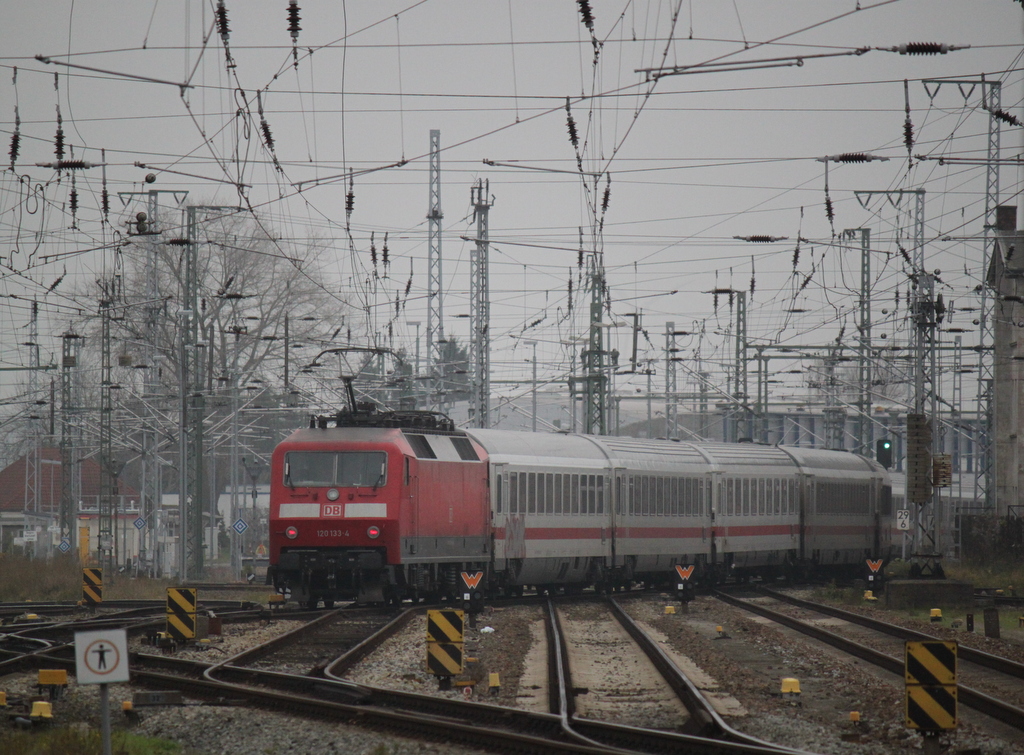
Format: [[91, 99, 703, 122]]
[[284, 451, 386, 488]]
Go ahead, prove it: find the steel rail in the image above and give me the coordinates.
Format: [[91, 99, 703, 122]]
[[323, 607, 418, 677], [547, 598, 811, 755], [714, 590, 1024, 733], [757, 587, 1024, 680], [29, 649, 615, 755], [605, 596, 811, 754]]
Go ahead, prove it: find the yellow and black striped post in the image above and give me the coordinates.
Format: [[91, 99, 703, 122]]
[[82, 568, 102, 605], [166, 588, 198, 643], [905, 640, 957, 731], [426, 609, 464, 687]]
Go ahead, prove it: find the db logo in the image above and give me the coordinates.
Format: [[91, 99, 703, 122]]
[[322, 504, 344, 518]]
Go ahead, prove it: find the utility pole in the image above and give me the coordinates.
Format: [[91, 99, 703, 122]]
[[844, 228, 873, 456], [921, 78, 1001, 510], [665, 323, 678, 439], [854, 189, 940, 563], [98, 281, 116, 574], [733, 291, 748, 441], [754, 348, 769, 443], [469, 179, 493, 428], [23, 300, 41, 537], [120, 188, 186, 575], [178, 204, 241, 580], [426, 129, 444, 412], [582, 252, 607, 435], [822, 347, 846, 450], [59, 332, 81, 554], [526, 341, 538, 431]]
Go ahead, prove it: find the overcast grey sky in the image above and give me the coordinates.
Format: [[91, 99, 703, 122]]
[[1, 1, 1022, 421]]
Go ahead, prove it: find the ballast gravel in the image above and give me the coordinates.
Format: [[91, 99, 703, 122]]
[[4, 595, 1024, 754]]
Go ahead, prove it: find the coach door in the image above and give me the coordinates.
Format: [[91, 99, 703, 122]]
[[406, 456, 420, 556], [708, 471, 721, 570], [491, 463, 507, 569], [611, 468, 625, 568]]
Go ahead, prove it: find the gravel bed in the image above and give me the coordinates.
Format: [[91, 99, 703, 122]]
[[345, 605, 539, 708], [754, 591, 1024, 710], [557, 601, 688, 729], [1, 614, 491, 754], [622, 594, 1024, 755], [130, 617, 309, 662], [783, 587, 1024, 662]]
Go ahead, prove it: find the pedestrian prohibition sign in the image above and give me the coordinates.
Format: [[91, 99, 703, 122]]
[[74, 628, 129, 685]]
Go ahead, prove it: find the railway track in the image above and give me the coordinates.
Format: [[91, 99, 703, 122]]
[[119, 600, 805, 754], [713, 588, 1024, 735], [545, 597, 808, 755]]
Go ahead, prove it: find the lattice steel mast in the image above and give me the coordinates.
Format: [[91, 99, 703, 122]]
[[469, 179, 493, 428], [426, 130, 444, 411]]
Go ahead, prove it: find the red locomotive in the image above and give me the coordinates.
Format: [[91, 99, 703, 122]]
[[268, 407, 893, 606]]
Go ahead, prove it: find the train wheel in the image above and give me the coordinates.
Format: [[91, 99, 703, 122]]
[[323, 599, 335, 609], [305, 598, 319, 609]]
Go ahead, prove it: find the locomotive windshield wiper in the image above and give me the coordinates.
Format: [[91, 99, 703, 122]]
[[284, 461, 293, 488]]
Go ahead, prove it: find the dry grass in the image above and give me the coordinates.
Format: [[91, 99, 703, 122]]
[[2, 727, 184, 754], [0, 554, 80, 602], [944, 561, 1024, 595], [0, 554, 178, 602]]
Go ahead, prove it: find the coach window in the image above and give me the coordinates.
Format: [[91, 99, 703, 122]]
[[670, 478, 678, 516], [571, 474, 580, 514], [496, 473, 503, 514], [527, 473, 537, 514], [597, 476, 604, 514], [740, 479, 749, 516], [555, 474, 564, 515], [757, 480, 766, 515], [697, 479, 704, 516], [546, 474, 555, 515], [726, 479, 734, 516], [627, 476, 635, 515], [508, 473, 518, 514], [520, 472, 529, 514]]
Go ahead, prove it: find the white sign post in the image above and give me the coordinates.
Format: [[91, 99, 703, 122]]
[[75, 629, 129, 755], [896, 508, 911, 561]]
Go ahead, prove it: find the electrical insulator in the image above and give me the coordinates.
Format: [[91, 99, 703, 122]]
[[896, 43, 950, 55], [287, 1, 302, 42]]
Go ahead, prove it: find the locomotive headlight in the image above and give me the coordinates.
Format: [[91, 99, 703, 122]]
[[367, 526, 381, 539], [285, 526, 299, 539], [326, 488, 340, 501]]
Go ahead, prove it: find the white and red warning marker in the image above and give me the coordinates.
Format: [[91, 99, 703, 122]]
[[675, 564, 695, 586]]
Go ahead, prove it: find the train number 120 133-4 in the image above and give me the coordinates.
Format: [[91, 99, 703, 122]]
[[317, 530, 349, 538]]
